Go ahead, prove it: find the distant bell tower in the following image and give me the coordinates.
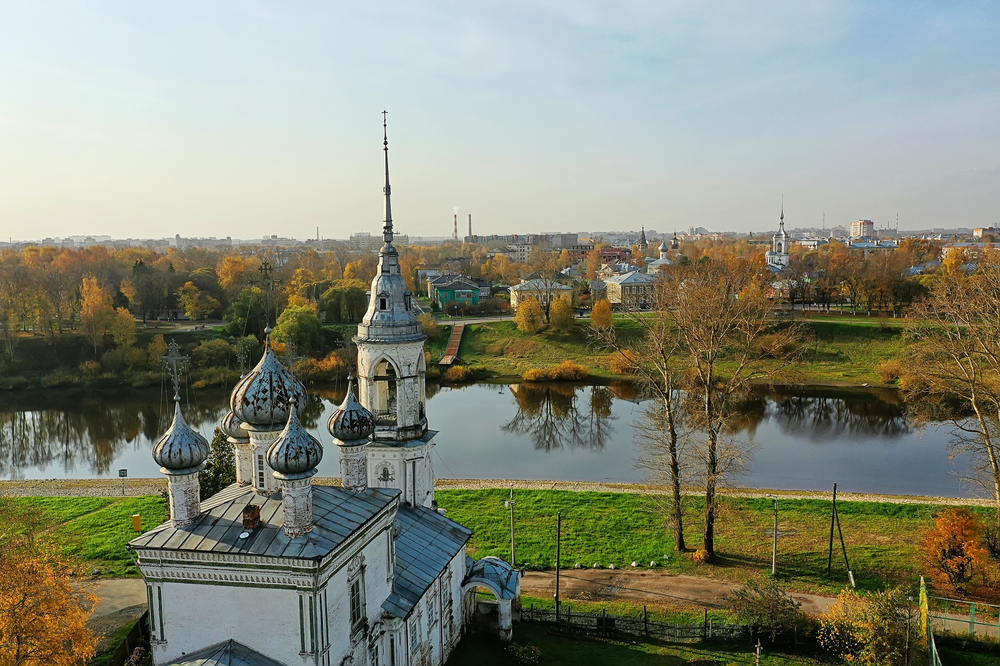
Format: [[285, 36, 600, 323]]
[[354, 112, 436, 508]]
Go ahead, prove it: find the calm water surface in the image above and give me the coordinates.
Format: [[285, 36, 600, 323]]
[[0, 382, 972, 497]]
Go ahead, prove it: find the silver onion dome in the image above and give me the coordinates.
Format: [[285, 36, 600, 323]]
[[230, 343, 308, 428], [153, 398, 210, 474], [267, 402, 323, 478], [220, 410, 248, 441], [327, 377, 376, 442]]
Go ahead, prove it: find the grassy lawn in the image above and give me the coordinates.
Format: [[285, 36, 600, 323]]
[[446, 622, 823, 665], [436, 489, 968, 597], [7, 495, 165, 576], [448, 316, 904, 386]]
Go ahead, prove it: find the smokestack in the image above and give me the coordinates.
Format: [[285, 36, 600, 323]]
[[453, 213, 458, 241], [468, 214, 472, 240]]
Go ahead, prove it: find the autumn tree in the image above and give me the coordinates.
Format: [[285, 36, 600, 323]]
[[0, 497, 98, 665], [216, 255, 258, 295], [549, 294, 574, 333], [590, 298, 613, 330], [79, 277, 114, 354], [178, 281, 221, 320], [727, 576, 805, 643], [922, 507, 987, 592], [272, 304, 322, 352], [108, 307, 136, 348], [514, 298, 545, 334]]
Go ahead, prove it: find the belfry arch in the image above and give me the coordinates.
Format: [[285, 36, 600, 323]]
[[370, 357, 399, 426]]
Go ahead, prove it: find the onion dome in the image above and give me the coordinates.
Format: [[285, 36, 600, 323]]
[[230, 343, 308, 428], [266, 402, 323, 479], [153, 398, 210, 474], [220, 410, 248, 441], [327, 377, 375, 443]]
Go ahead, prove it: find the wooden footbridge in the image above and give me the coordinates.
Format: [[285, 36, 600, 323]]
[[439, 323, 465, 366]]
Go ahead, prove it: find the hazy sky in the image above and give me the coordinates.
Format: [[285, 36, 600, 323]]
[[0, 1, 997, 241]]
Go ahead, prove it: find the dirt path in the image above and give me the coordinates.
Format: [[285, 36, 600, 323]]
[[2, 477, 989, 506], [520, 570, 837, 616]]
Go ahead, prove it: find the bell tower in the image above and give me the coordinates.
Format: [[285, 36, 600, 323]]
[[355, 112, 436, 508]]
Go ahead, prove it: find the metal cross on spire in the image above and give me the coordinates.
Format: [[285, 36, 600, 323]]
[[257, 258, 281, 330], [283, 341, 300, 370], [381, 110, 393, 244], [160, 340, 189, 400]]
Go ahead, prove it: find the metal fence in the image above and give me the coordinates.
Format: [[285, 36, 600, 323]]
[[927, 595, 1000, 640], [521, 605, 748, 643]]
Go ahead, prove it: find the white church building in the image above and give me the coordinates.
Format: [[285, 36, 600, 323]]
[[129, 119, 520, 666], [765, 205, 790, 272]]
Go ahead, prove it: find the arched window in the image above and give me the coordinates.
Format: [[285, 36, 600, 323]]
[[373, 358, 398, 425]]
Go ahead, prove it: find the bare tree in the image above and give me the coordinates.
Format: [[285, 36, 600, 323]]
[[666, 256, 800, 558], [905, 255, 1000, 528], [592, 277, 690, 550]]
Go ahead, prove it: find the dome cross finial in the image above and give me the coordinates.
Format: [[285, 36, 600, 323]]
[[160, 340, 189, 402]]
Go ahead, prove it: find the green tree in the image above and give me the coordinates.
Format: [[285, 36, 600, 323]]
[[224, 286, 266, 338], [199, 428, 236, 499], [272, 305, 322, 351], [192, 339, 235, 369], [727, 576, 805, 643]]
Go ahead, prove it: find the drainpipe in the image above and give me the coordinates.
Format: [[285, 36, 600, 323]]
[[313, 558, 320, 666]]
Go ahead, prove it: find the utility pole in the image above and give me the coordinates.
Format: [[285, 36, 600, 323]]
[[766, 494, 779, 575], [827, 483, 837, 577], [503, 484, 516, 568], [555, 511, 562, 621]]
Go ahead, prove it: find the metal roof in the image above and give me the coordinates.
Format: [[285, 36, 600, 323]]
[[381, 505, 472, 619], [464, 556, 521, 600], [163, 639, 284, 666], [128, 484, 399, 561]]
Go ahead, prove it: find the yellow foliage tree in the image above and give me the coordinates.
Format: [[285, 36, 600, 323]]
[[107, 307, 136, 348], [343, 260, 364, 280], [216, 255, 258, 293], [178, 281, 221, 320], [590, 298, 613, 330], [79, 277, 114, 354], [514, 298, 545, 334], [549, 294, 574, 333], [0, 499, 98, 665]]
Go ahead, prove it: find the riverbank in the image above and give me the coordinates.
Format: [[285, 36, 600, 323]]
[[3, 476, 991, 506], [448, 315, 906, 386]]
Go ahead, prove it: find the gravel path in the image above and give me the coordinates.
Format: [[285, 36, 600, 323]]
[[1, 476, 991, 506]]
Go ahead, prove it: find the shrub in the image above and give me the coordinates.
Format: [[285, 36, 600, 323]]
[[522, 361, 589, 382], [40, 370, 78, 388], [922, 507, 988, 592], [753, 333, 798, 359], [877, 360, 903, 383], [191, 367, 240, 389], [130, 371, 160, 388], [419, 313, 441, 340], [504, 643, 541, 665], [726, 575, 806, 642], [191, 339, 234, 368], [100, 348, 126, 373], [818, 587, 915, 666], [272, 304, 322, 351], [79, 360, 101, 377], [692, 548, 710, 564], [609, 349, 640, 374], [443, 365, 476, 383]]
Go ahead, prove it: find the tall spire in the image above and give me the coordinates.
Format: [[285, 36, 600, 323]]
[[382, 110, 393, 244], [780, 195, 784, 226]]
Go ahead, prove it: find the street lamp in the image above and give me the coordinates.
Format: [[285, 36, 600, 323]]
[[765, 494, 779, 575], [503, 484, 517, 568]]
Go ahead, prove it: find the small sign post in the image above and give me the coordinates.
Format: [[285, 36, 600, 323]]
[[118, 468, 127, 496]]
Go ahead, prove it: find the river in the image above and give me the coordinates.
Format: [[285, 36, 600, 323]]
[[0, 381, 975, 498]]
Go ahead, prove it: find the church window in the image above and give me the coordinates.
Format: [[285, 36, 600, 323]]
[[427, 587, 437, 628], [389, 636, 396, 666], [349, 578, 364, 629], [379, 297, 387, 310], [257, 454, 265, 488], [404, 294, 411, 310]]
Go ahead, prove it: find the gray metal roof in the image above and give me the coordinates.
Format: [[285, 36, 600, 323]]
[[163, 639, 284, 666], [129, 484, 399, 561], [464, 556, 520, 600], [381, 505, 472, 619]]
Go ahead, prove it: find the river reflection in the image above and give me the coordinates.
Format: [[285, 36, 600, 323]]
[[0, 382, 974, 498]]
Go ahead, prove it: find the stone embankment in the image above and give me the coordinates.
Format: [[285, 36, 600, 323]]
[[0, 476, 991, 506]]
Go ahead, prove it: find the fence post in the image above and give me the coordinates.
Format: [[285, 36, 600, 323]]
[[602, 608, 607, 637], [970, 603, 975, 636], [703, 608, 708, 641], [644, 605, 649, 638]]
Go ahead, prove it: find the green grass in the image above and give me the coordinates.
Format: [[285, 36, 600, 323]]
[[446, 622, 823, 665], [436, 489, 968, 596], [450, 316, 905, 386], [8, 496, 166, 576]]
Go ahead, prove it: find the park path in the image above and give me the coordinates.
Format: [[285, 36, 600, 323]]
[[520, 570, 837, 616]]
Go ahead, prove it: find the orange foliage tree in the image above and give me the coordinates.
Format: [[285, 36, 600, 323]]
[[590, 298, 613, 330], [922, 507, 988, 592], [0, 499, 98, 665]]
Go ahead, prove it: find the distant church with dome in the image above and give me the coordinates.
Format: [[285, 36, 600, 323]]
[[765, 204, 790, 272], [129, 118, 521, 666]]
